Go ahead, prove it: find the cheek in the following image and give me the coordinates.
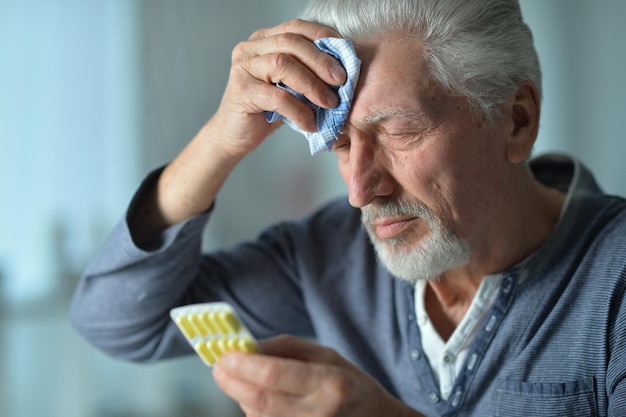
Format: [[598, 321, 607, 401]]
[[400, 142, 480, 225], [437, 145, 507, 232], [394, 150, 454, 212]]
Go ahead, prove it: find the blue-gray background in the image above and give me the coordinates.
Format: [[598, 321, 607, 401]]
[[1, 1, 625, 416]]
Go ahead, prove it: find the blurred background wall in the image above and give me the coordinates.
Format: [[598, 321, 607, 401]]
[[0, 1, 625, 416]]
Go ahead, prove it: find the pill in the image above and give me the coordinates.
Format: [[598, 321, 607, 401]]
[[170, 302, 261, 367]]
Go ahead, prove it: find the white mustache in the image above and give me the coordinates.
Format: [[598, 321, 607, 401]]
[[361, 200, 433, 224]]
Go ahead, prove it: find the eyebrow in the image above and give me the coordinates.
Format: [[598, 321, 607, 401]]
[[363, 108, 420, 124], [346, 108, 424, 133]]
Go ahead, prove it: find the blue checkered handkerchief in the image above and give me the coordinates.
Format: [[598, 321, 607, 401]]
[[265, 37, 361, 155]]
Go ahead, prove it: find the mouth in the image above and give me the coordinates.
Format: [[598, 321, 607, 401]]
[[370, 216, 419, 240]]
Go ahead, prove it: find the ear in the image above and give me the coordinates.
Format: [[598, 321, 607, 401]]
[[506, 81, 540, 164]]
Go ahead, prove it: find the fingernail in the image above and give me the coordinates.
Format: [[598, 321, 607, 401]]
[[325, 90, 339, 108], [331, 64, 347, 83]]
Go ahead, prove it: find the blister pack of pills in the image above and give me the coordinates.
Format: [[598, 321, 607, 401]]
[[170, 302, 260, 366]]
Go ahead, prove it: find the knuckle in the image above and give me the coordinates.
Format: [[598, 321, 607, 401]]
[[322, 371, 358, 415], [327, 374, 346, 394], [269, 88, 292, 109], [259, 361, 282, 387], [312, 24, 337, 39], [273, 32, 299, 50], [248, 26, 269, 41], [270, 52, 292, 73], [282, 18, 305, 32], [248, 387, 270, 414], [231, 41, 247, 62]]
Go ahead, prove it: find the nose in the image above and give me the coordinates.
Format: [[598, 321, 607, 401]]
[[343, 134, 395, 208]]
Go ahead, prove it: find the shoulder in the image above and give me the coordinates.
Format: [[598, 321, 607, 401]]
[[561, 193, 626, 299], [575, 193, 626, 251], [525, 191, 626, 291]]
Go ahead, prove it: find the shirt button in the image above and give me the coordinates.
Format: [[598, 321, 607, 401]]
[[428, 392, 440, 403], [451, 389, 463, 407], [443, 353, 453, 364], [410, 349, 421, 361], [502, 276, 513, 293]]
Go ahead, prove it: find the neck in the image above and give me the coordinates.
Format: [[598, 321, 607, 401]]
[[425, 168, 566, 339], [424, 275, 482, 340]]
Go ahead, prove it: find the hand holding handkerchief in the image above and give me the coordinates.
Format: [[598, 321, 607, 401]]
[[266, 37, 361, 155]]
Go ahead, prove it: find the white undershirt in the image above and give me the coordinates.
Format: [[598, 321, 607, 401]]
[[414, 274, 503, 400]]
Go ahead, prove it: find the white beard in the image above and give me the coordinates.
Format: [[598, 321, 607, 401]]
[[362, 200, 471, 284]]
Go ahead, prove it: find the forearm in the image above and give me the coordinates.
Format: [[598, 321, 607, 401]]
[[129, 120, 244, 246]]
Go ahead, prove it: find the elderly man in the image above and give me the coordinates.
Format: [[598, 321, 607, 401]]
[[70, 0, 626, 416]]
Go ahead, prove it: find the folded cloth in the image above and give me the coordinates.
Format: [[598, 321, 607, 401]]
[[266, 37, 361, 155]]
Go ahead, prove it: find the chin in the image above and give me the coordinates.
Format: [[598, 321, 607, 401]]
[[370, 230, 471, 285], [361, 199, 471, 284]]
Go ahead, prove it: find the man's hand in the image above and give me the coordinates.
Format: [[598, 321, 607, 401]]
[[208, 18, 348, 160], [213, 335, 423, 417]]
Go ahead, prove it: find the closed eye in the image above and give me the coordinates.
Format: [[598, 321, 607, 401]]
[[379, 131, 423, 149], [332, 134, 350, 151]]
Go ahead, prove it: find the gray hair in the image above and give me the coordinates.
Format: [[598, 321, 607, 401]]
[[301, 0, 542, 121]]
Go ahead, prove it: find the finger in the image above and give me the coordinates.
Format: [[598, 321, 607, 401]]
[[215, 351, 360, 417], [249, 18, 340, 42], [260, 334, 349, 367], [236, 32, 348, 87], [237, 77, 317, 132], [243, 52, 340, 111], [217, 351, 323, 395], [214, 360, 305, 417], [260, 336, 374, 387]]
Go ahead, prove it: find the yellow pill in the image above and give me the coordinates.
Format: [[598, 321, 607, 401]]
[[194, 342, 217, 365], [199, 312, 218, 335], [238, 338, 258, 353], [217, 338, 231, 353], [226, 338, 238, 351], [207, 339, 223, 358], [219, 310, 241, 334], [175, 316, 197, 339], [209, 311, 228, 334], [190, 314, 209, 336]]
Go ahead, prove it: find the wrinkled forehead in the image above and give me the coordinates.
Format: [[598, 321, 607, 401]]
[[347, 36, 456, 129]]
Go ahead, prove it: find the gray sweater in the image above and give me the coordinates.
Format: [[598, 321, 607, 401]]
[[70, 155, 626, 416]]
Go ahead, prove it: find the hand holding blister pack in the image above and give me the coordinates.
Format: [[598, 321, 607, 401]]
[[170, 302, 260, 366]]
